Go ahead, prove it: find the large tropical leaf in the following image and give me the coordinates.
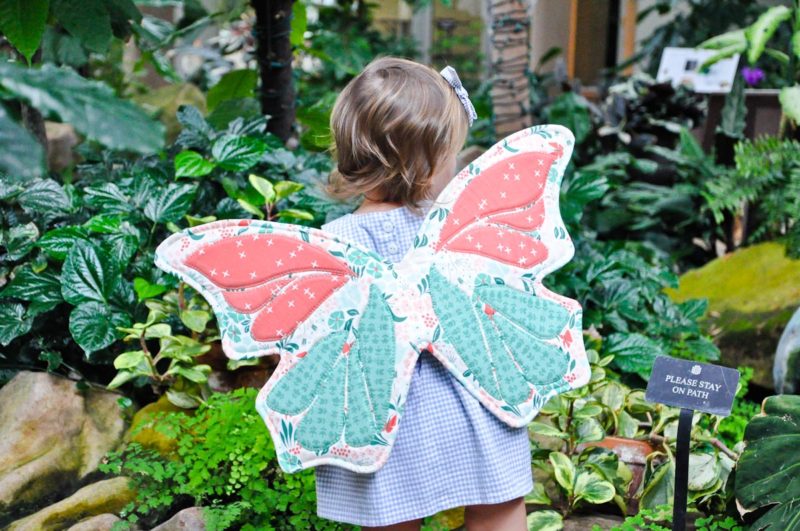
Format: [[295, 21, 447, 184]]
[[0, 63, 164, 153], [0, 103, 45, 179], [736, 394, 800, 530], [50, 0, 140, 53], [0, 0, 49, 62], [780, 85, 800, 125]]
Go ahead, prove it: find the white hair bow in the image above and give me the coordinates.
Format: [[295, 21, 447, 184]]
[[440, 66, 478, 127]]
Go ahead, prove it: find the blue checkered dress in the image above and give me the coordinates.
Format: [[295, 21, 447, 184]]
[[316, 206, 533, 527]]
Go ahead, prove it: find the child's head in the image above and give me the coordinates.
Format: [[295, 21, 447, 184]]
[[328, 57, 470, 207]]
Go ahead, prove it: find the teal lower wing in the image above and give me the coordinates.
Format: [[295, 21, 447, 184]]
[[428, 266, 579, 424], [261, 286, 408, 471]]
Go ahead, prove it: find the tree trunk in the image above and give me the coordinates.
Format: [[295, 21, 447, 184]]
[[252, 0, 296, 143], [488, 0, 532, 136]]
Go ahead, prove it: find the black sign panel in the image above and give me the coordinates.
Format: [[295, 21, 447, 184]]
[[645, 356, 740, 416]]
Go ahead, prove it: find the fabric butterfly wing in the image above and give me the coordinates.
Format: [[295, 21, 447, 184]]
[[154, 219, 421, 473], [399, 124, 590, 427]]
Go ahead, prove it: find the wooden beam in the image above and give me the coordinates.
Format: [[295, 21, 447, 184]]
[[623, 0, 637, 75], [567, 0, 578, 78]]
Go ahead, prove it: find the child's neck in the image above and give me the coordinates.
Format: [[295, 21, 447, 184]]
[[353, 197, 404, 215]]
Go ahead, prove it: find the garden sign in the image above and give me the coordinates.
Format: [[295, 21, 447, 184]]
[[646, 356, 739, 530]]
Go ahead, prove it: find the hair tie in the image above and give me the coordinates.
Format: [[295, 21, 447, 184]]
[[440, 66, 478, 127]]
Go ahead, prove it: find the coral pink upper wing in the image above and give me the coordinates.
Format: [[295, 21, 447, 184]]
[[183, 232, 352, 342], [154, 220, 370, 358], [435, 149, 559, 267]]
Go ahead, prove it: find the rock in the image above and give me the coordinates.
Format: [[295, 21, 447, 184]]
[[124, 394, 184, 455], [7, 477, 135, 531], [0, 372, 127, 521], [668, 242, 800, 388], [151, 507, 206, 531], [45, 122, 80, 172], [774, 306, 800, 393], [66, 513, 123, 531]]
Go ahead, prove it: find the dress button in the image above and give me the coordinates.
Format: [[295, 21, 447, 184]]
[[387, 242, 399, 254], [382, 220, 395, 233]]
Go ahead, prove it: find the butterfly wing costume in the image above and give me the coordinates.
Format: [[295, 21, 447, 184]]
[[154, 125, 590, 474]]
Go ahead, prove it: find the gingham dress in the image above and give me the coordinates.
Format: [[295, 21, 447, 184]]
[[316, 206, 533, 527]]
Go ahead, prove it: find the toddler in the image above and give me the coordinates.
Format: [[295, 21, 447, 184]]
[[317, 57, 531, 531]]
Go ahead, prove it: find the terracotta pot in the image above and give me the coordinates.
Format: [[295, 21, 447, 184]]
[[578, 436, 655, 515]]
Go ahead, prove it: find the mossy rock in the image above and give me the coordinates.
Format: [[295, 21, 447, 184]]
[[667, 242, 800, 388], [124, 394, 188, 455], [7, 477, 135, 531]]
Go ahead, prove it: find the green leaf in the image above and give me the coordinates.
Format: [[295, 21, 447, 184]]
[[37, 226, 91, 260], [0, 63, 164, 153], [604, 333, 662, 379], [107, 370, 137, 389], [0, 0, 49, 62], [0, 302, 32, 346], [526, 510, 563, 531], [174, 150, 216, 178], [549, 452, 576, 494], [793, 30, 800, 61], [61, 241, 118, 305], [69, 301, 130, 353], [169, 364, 211, 383], [290, 0, 307, 47], [573, 471, 615, 505], [4, 222, 39, 261], [248, 174, 276, 203], [133, 277, 167, 300], [576, 417, 605, 443], [144, 323, 171, 339], [277, 208, 314, 221], [780, 85, 800, 124], [51, 0, 112, 52], [165, 389, 201, 409], [745, 5, 792, 64], [143, 183, 196, 223], [206, 97, 261, 131], [207, 69, 257, 111], [529, 421, 568, 439], [545, 92, 593, 145], [17, 178, 72, 215], [180, 310, 210, 333], [236, 199, 264, 219], [274, 180, 304, 201], [524, 482, 552, 506], [736, 395, 800, 525], [699, 29, 747, 51], [0, 103, 45, 179], [211, 135, 267, 171], [113, 350, 147, 370], [0, 266, 62, 307], [640, 460, 675, 509]]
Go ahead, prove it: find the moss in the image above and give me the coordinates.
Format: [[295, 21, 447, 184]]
[[7, 477, 135, 531], [124, 394, 187, 455], [667, 242, 800, 329], [667, 242, 800, 388]]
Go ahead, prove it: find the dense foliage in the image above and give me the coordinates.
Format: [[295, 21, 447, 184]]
[[101, 387, 345, 530]]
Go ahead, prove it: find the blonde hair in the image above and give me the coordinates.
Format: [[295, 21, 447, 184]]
[[327, 56, 469, 207]]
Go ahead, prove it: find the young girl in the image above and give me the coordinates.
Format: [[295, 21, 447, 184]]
[[317, 57, 531, 531]]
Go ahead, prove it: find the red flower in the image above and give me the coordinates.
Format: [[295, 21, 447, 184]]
[[296, 351, 308, 358], [384, 415, 398, 433], [483, 304, 496, 317]]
